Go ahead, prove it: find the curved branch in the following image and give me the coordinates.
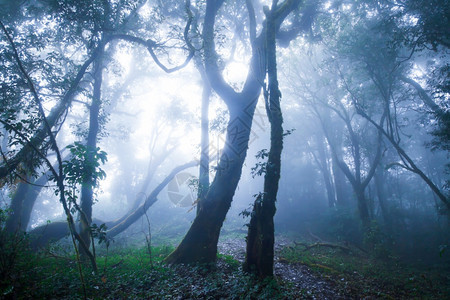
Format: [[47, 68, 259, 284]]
[[202, 0, 240, 103], [28, 161, 198, 249], [107, 160, 198, 237], [246, 0, 257, 45], [356, 106, 449, 208], [400, 75, 444, 115], [107, 33, 195, 73]]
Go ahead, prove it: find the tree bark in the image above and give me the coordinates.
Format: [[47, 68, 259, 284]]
[[5, 178, 31, 233], [164, 0, 263, 264], [355, 186, 370, 228]]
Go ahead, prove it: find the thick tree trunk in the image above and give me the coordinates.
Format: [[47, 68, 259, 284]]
[[165, 0, 308, 265], [28, 221, 69, 250], [355, 186, 371, 229], [5, 179, 30, 233], [164, 0, 264, 265], [165, 103, 257, 264], [6, 172, 51, 233]]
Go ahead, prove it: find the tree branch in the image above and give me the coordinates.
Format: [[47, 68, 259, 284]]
[[106, 161, 198, 237]]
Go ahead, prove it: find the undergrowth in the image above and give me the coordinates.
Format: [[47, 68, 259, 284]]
[[3, 229, 448, 299], [5, 243, 297, 299]]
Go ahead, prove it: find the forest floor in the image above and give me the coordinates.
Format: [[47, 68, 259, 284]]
[[218, 234, 450, 299], [218, 236, 341, 299], [3, 232, 449, 299]]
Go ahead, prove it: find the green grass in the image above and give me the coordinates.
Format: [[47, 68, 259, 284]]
[[4, 233, 448, 299], [279, 241, 450, 299], [5, 244, 296, 299]]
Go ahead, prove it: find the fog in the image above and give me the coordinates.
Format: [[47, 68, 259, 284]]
[[1, 0, 449, 297]]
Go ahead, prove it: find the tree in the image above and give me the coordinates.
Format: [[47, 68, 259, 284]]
[[0, 17, 99, 274], [166, 0, 317, 264], [243, 0, 285, 278], [1, 0, 197, 261]]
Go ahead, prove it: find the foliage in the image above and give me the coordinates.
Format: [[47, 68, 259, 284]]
[[4, 236, 448, 299], [363, 221, 392, 260], [316, 208, 364, 245], [63, 142, 107, 187], [250, 149, 269, 178], [90, 223, 111, 248], [0, 207, 36, 298]]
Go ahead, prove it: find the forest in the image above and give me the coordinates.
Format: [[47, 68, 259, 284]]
[[0, 0, 449, 298]]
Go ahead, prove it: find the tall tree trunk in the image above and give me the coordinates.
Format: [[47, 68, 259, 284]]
[[332, 157, 347, 207], [355, 186, 370, 229], [165, 103, 257, 264], [5, 179, 30, 233], [6, 170, 52, 233], [315, 133, 335, 208], [374, 166, 391, 231], [164, 0, 262, 264], [79, 53, 103, 254], [244, 3, 283, 277]]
